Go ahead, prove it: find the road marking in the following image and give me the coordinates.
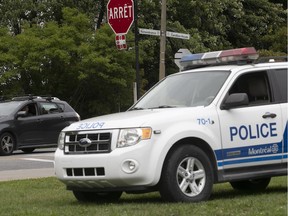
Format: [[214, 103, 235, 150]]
[[21, 158, 55, 163]]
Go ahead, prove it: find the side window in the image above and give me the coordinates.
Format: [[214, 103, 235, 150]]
[[39, 102, 61, 115], [57, 103, 65, 112], [20, 103, 37, 117], [269, 69, 287, 103], [228, 71, 271, 105]]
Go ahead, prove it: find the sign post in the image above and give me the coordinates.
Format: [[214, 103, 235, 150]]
[[107, 0, 140, 100]]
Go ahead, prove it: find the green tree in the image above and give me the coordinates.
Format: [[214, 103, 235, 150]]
[[71, 24, 136, 118], [136, 0, 287, 88], [0, 0, 104, 35], [0, 28, 20, 96], [0, 7, 135, 117]]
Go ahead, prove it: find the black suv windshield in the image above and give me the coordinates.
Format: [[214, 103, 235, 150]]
[[0, 101, 23, 116], [133, 71, 230, 109]]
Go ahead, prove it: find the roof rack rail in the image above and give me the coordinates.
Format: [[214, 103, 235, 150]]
[[255, 56, 287, 63], [41, 96, 60, 101], [12, 95, 42, 101], [10, 95, 60, 101]]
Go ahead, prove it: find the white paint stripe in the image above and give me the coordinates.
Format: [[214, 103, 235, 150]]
[[21, 158, 55, 164]]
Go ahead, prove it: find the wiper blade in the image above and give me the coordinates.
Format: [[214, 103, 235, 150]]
[[129, 107, 144, 111], [131, 105, 183, 110], [149, 105, 178, 109]]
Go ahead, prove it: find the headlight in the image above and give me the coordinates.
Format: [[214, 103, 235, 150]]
[[58, 132, 65, 150], [117, 128, 152, 148]]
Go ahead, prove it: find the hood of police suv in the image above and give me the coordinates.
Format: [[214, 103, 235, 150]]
[[63, 107, 204, 132]]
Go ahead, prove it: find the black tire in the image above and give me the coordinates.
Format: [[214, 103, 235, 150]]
[[0, 132, 15, 156], [159, 145, 214, 202], [230, 178, 271, 191], [72, 191, 122, 203], [21, 148, 35, 154]]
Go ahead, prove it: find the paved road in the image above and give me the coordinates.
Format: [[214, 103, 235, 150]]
[[0, 148, 56, 182]]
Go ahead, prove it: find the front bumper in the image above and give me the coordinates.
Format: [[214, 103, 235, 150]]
[[54, 140, 159, 190]]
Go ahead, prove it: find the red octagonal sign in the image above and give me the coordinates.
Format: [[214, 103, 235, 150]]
[[107, 0, 134, 35]]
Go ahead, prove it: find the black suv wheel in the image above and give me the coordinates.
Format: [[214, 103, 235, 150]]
[[0, 132, 15, 156]]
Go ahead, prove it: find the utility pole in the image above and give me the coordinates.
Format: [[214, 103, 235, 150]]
[[159, 0, 167, 80], [134, 0, 140, 100]]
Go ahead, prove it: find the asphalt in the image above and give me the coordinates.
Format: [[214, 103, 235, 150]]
[[0, 168, 55, 182], [0, 148, 56, 182]]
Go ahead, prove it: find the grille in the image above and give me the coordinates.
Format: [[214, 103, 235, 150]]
[[64, 132, 111, 154], [66, 167, 105, 177]]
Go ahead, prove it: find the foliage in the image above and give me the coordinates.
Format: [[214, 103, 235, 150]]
[[0, 0, 286, 118], [138, 0, 287, 86], [0, 7, 135, 118]]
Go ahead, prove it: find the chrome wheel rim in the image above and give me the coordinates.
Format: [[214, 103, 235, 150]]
[[177, 157, 206, 197], [1, 135, 13, 153]]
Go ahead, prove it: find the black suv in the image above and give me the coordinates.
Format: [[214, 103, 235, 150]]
[[0, 96, 80, 155]]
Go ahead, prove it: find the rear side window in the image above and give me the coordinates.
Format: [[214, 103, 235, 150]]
[[268, 69, 287, 103], [57, 103, 65, 112], [39, 102, 61, 115]]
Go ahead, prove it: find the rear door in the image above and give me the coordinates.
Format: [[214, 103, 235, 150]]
[[268, 68, 288, 164], [218, 70, 283, 173], [37, 101, 69, 144]]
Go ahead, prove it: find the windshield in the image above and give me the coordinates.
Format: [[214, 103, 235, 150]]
[[133, 71, 230, 109], [0, 101, 23, 116]]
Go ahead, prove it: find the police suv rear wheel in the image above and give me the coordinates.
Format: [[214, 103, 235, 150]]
[[0, 132, 15, 156], [230, 178, 271, 191], [72, 191, 122, 202], [159, 145, 214, 202]]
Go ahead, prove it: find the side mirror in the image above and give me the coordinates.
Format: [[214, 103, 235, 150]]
[[221, 93, 249, 110], [17, 111, 27, 118]]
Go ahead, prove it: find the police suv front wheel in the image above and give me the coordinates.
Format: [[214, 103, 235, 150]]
[[72, 191, 122, 203], [159, 145, 214, 202], [230, 178, 271, 191]]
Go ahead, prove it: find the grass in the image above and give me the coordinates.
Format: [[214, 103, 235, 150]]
[[0, 176, 286, 216]]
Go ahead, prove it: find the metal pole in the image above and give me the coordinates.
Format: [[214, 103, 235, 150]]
[[134, 0, 140, 100], [159, 0, 167, 80]]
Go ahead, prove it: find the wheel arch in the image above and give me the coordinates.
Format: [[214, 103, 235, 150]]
[[161, 137, 219, 183]]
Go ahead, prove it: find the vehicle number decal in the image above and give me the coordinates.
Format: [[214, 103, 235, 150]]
[[197, 118, 214, 125]]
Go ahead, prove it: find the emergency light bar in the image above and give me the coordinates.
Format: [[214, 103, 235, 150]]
[[180, 47, 259, 69]]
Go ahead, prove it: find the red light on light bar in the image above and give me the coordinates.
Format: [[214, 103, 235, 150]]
[[219, 47, 257, 57]]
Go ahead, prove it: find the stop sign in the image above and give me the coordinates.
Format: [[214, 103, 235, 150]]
[[107, 0, 134, 35]]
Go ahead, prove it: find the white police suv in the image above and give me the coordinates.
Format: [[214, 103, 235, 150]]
[[54, 47, 287, 202]]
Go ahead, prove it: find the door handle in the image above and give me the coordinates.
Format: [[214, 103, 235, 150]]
[[262, 112, 277, 119]]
